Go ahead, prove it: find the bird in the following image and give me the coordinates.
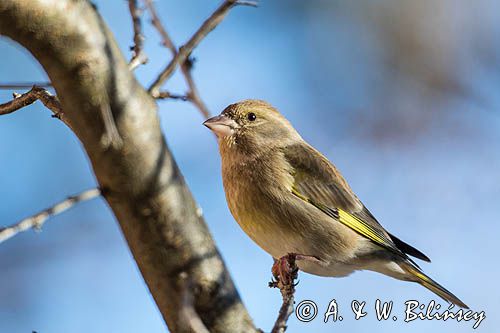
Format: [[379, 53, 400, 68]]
[[203, 99, 468, 308]]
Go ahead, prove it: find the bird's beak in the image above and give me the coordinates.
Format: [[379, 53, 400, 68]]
[[203, 114, 238, 138]]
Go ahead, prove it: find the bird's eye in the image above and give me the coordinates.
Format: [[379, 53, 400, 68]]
[[247, 112, 257, 121]]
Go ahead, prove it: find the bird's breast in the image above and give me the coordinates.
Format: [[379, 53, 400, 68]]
[[220, 149, 363, 266], [221, 152, 297, 256]]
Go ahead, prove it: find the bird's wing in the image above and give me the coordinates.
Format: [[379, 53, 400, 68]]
[[283, 143, 428, 261]]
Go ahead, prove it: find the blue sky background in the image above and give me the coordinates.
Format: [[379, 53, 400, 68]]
[[1, 1, 499, 332]]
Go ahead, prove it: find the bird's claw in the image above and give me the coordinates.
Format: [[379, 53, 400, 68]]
[[269, 253, 298, 290]]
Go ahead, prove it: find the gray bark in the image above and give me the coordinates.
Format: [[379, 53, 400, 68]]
[[0, 1, 257, 332]]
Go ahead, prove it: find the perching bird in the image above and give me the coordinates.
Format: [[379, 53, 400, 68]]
[[203, 99, 468, 308]]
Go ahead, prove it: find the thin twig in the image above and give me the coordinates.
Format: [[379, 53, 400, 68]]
[[0, 82, 53, 89], [0, 85, 63, 118], [0, 188, 101, 244], [235, 0, 259, 6], [144, 0, 176, 53], [0, 86, 119, 147], [270, 254, 298, 333], [148, 0, 257, 98], [128, 0, 148, 70], [272, 291, 295, 333], [182, 59, 210, 118], [156, 91, 189, 101], [145, 0, 211, 118]]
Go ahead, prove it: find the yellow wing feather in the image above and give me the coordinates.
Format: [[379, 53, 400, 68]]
[[292, 187, 403, 257]]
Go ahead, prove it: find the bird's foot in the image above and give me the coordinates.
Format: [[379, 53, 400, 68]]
[[269, 253, 323, 289], [269, 254, 296, 292]]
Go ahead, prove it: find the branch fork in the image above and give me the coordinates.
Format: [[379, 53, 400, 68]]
[[146, 0, 257, 118]]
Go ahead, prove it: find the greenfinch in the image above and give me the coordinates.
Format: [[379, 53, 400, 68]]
[[203, 99, 467, 308]]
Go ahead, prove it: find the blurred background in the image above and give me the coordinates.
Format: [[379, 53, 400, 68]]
[[1, 0, 498, 332]]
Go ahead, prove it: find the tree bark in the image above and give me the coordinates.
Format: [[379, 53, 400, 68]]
[[0, 1, 257, 332]]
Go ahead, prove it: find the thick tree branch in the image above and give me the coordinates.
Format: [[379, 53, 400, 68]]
[[148, 0, 257, 98], [0, 1, 257, 332], [0, 188, 100, 243]]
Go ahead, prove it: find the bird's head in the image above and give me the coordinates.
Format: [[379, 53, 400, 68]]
[[203, 99, 301, 155]]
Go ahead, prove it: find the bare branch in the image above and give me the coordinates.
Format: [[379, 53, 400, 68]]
[[272, 290, 295, 333], [145, 0, 210, 118], [156, 91, 189, 101], [0, 82, 52, 89], [235, 0, 259, 6], [0, 90, 38, 115], [148, 0, 256, 97], [0, 85, 63, 117], [182, 59, 210, 118], [0, 188, 100, 244], [270, 254, 299, 333], [144, 0, 176, 53], [128, 0, 148, 70], [0, 85, 74, 130]]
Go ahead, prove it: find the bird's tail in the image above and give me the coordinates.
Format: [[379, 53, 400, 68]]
[[400, 261, 469, 309]]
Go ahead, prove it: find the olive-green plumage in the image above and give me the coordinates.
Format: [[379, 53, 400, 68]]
[[203, 99, 468, 308]]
